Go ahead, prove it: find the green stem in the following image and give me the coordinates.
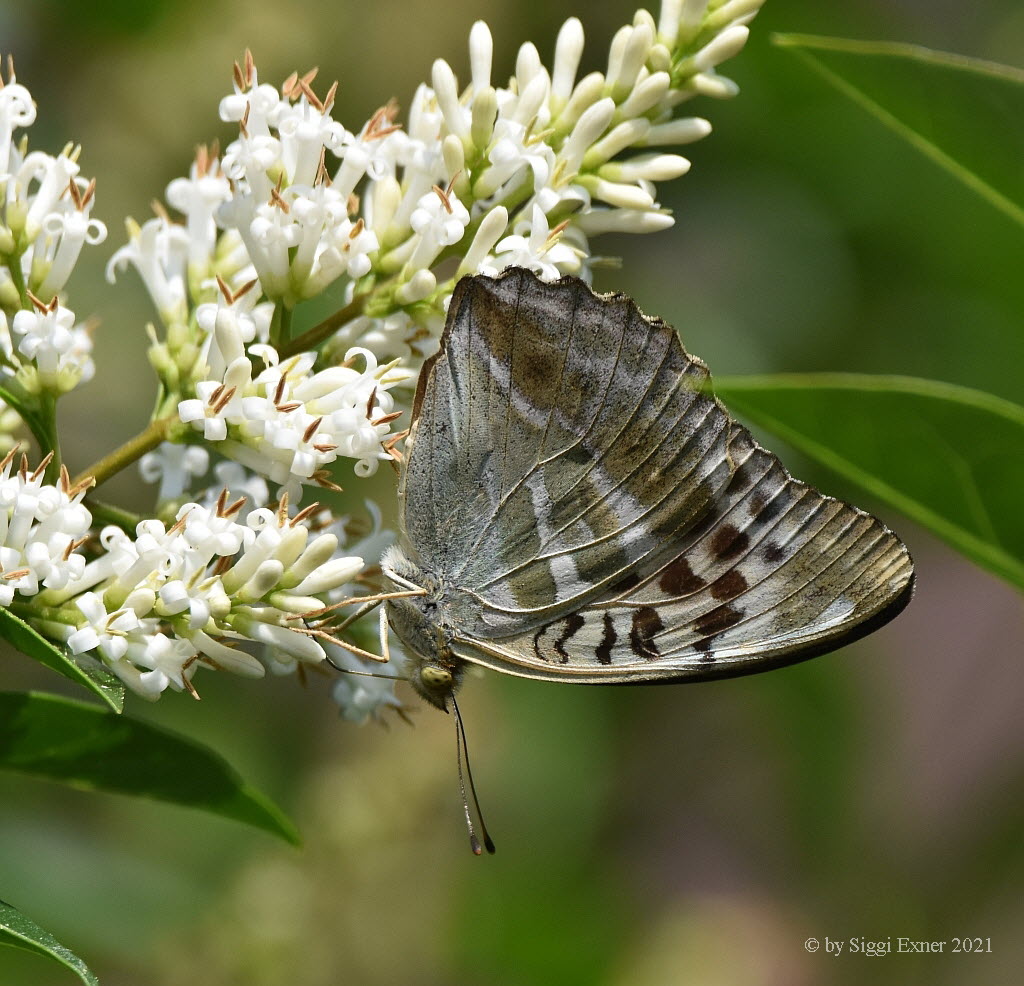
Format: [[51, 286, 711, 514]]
[[83, 497, 143, 532], [280, 291, 371, 358], [37, 391, 61, 483], [270, 302, 293, 350], [73, 412, 181, 489], [6, 252, 30, 309]]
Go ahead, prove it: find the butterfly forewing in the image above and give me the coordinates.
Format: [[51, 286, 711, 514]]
[[401, 270, 740, 635], [395, 268, 913, 686]]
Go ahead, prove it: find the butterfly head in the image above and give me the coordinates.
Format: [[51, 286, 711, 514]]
[[382, 544, 468, 711], [409, 654, 466, 711]]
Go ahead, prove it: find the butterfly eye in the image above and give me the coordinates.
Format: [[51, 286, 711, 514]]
[[420, 666, 453, 690]]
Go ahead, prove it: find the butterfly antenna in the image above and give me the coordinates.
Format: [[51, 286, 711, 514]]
[[321, 648, 408, 682], [451, 693, 495, 856]]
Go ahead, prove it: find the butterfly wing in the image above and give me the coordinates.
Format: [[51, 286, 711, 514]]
[[449, 425, 914, 681], [400, 268, 744, 636]]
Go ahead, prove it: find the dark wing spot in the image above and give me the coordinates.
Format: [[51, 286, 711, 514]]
[[694, 637, 716, 662], [564, 442, 593, 467], [757, 493, 788, 522], [763, 542, 787, 564], [710, 569, 749, 602], [694, 604, 744, 637], [658, 554, 706, 596], [553, 612, 585, 664], [532, 627, 548, 662], [710, 523, 750, 560], [747, 492, 767, 517], [520, 347, 553, 390], [725, 462, 752, 496], [596, 612, 616, 665], [630, 606, 664, 660], [610, 571, 642, 594]]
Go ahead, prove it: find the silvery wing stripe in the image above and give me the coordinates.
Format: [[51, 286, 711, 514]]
[[472, 387, 726, 598]]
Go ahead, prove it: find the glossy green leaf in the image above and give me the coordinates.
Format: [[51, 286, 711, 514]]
[[0, 609, 124, 713], [0, 692, 300, 845], [0, 898, 99, 986], [774, 33, 1024, 228], [714, 374, 1024, 590]]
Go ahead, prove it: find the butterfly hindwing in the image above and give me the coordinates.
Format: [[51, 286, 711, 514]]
[[449, 425, 914, 681]]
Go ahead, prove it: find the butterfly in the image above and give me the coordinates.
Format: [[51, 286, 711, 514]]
[[377, 267, 913, 849]]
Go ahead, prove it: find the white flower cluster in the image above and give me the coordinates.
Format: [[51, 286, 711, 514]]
[[177, 283, 413, 485], [109, 1, 764, 374], [0, 296, 96, 393], [210, 0, 763, 361], [0, 448, 91, 606], [106, 148, 254, 330], [0, 447, 363, 700], [0, 59, 105, 395]]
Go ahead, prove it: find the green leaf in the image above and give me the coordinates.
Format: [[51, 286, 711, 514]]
[[0, 609, 124, 713], [714, 374, 1024, 590], [0, 897, 99, 986], [773, 33, 1024, 228], [0, 692, 301, 845]]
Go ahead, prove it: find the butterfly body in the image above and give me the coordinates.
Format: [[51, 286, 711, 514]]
[[384, 269, 914, 709], [382, 544, 472, 709]]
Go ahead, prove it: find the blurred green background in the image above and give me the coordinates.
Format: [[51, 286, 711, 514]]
[[2, 0, 1023, 984]]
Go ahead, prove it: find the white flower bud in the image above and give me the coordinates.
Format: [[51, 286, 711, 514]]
[[281, 532, 341, 585], [512, 73, 550, 127], [239, 559, 285, 601], [707, 0, 766, 33], [690, 72, 740, 99], [607, 23, 653, 102], [515, 42, 543, 91], [267, 592, 324, 613], [554, 72, 605, 132], [694, 25, 750, 72], [367, 175, 402, 237], [657, 0, 684, 43], [575, 208, 674, 235], [234, 615, 325, 664], [457, 205, 509, 277], [583, 119, 650, 168], [291, 555, 364, 595], [680, 0, 709, 34], [470, 85, 498, 150], [551, 18, 585, 111], [396, 268, 437, 304], [442, 134, 465, 183], [469, 21, 493, 91], [639, 117, 712, 146], [581, 176, 654, 210], [600, 153, 691, 183], [615, 71, 671, 119], [271, 524, 311, 571], [558, 97, 616, 176], [124, 587, 157, 619], [431, 59, 469, 140]]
